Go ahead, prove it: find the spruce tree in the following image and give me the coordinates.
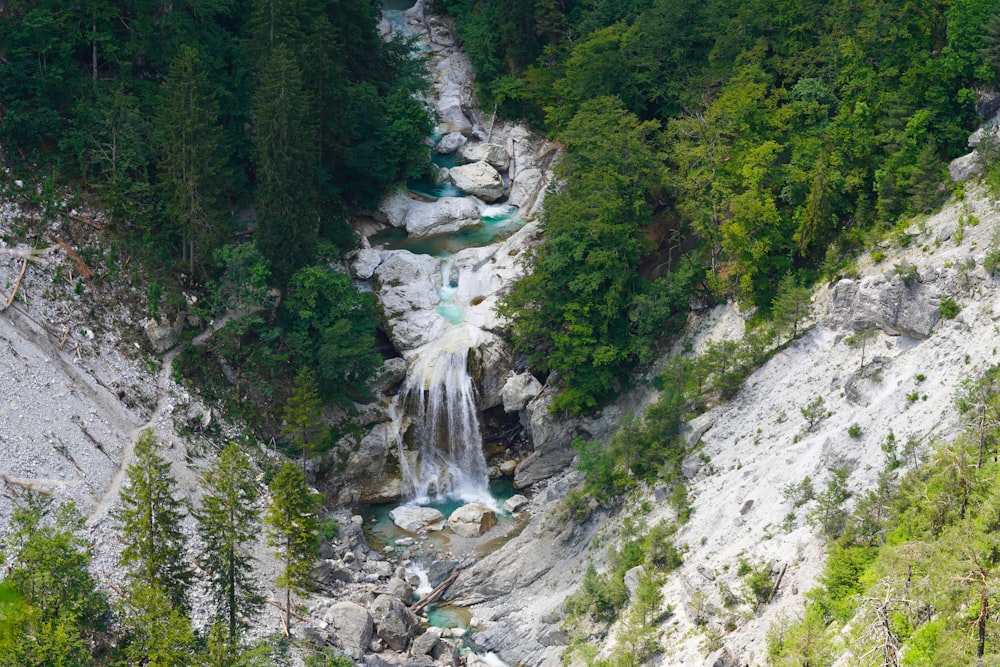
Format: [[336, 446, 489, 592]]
[[112, 429, 191, 611], [120, 582, 197, 667], [195, 442, 263, 644], [264, 461, 322, 635], [771, 273, 812, 343], [281, 367, 330, 468], [252, 43, 319, 289], [154, 44, 228, 275]]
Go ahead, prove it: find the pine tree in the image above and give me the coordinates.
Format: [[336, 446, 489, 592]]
[[120, 582, 197, 667], [112, 429, 191, 611], [154, 44, 228, 275], [195, 442, 263, 644], [771, 272, 812, 343], [264, 461, 322, 635], [281, 367, 330, 468], [252, 43, 319, 289]]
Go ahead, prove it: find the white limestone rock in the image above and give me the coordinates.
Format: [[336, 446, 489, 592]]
[[459, 142, 509, 170], [448, 503, 497, 537], [501, 372, 543, 413], [389, 505, 447, 532], [449, 161, 505, 202], [403, 197, 481, 237]]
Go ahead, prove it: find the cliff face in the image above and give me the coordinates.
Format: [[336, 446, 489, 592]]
[[451, 184, 1000, 666]]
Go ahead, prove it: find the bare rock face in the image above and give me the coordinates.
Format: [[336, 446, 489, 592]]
[[503, 494, 529, 513], [403, 197, 481, 237], [352, 247, 383, 280], [448, 502, 497, 537], [389, 505, 446, 532], [374, 251, 442, 353], [949, 151, 983, 182], [320, 601, 373, 660], [507, 167, 544, 209], [371, 594, 420, 651], [435, 131, 468, 154], [825, 276, 941, 338], [459, 142, 510, 170], [501, 372, 543, 413], [449, 161, 505, 202]]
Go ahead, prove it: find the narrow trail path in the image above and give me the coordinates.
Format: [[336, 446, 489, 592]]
[[86, 313, 235, 527]]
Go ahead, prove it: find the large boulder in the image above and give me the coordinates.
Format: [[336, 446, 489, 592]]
[[448, 503, 497, 537], [501, 372, 543, 413], [389, 505, 447, 532], [403, 197, 481, 237], [376, 188, 413, 228], [459, 142, 509, 170], [371, 594, 419, 651], [825, 276, 941, 339], [507, 167, 544, 210], [374, 251, 442, 352], [949, 151, 982, 182], [352, 248, 383, 280], [449, 161, 505, 202], [435, 132, 467, 154], [321, 601, 373, 660]]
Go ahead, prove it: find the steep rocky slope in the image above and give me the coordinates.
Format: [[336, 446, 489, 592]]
[[450, 182, 1000, 666]]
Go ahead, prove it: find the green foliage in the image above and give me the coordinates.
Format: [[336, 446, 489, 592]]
[[893, 261, 921, 287], [154, 45, 229, 276], [738, 558, 774, 607], [112, 429, 191, 611], [280, 367, 330, 464], [782, 477, 815, 508], [120, 582, 197, 667], [848, 423, 863, 438], [771, 273, 813, 343], [280, 265, 380, 405], [0, 495, 110, 666], [800, 395, 829, 432], [807, 467, 851, 540], [304, 648, 355, 667], [500, 96, 668, 415], [265, 461, 323, 635], [195, 443, 263, 643], [939, 296, 960, 319]]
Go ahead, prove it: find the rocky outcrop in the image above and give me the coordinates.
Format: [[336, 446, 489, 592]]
[[435, 131, 467, 154], [513, 384, 622, 488], [507, 168, 544, 210], [374, 251, 442, 352], [503, 494, 529, 513], [448, 503, 497, 537], [353, 248, 383, 280], [403, 197, 481, 237], [320, 601, 373, 660], [459, 142, 509, 170], [449, 161, 505, 202], [825, 275, 942, 338], [389, 505, 447, 532], [501, 372, 543, 413], [371, 594, 420, 651]]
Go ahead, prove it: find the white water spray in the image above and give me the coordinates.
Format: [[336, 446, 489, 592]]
[[396, 321, 494, 507]]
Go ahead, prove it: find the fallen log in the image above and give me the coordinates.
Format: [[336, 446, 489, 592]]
[[410, 569, 461, 615], [4, 257, 27, 309]]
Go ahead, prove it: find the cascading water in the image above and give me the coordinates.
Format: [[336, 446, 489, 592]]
[[396, 324, 494, 507]]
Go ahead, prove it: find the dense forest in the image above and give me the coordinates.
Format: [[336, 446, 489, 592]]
[[478, 0, 1000, 412], [0, 0, 435, 429]]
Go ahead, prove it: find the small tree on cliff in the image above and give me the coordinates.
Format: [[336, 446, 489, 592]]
[[264, 461, 322, 635]]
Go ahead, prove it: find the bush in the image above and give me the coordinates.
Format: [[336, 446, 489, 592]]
[[938, 296, 959, 319], [848, 423, 862, 438], [893, 261, 920, 287]]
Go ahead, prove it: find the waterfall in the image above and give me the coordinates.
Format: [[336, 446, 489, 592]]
[[396, 324, 493, 506]]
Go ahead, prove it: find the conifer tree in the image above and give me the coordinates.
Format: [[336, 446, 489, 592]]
[[154, 44, 228, 275], [252, 43, 318, 289], [112, 429, 191, 611], [264, 461, 322, 635], [120, 582, 197, 667], [281, 367, 330, 468], [771, 273, 812, 343], [195, 442, 263, 644]]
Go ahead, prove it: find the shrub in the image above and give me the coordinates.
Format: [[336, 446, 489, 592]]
[[893, 261, 920, 286], [848, 423, 862, 438], [938, 296, 959, 319]]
